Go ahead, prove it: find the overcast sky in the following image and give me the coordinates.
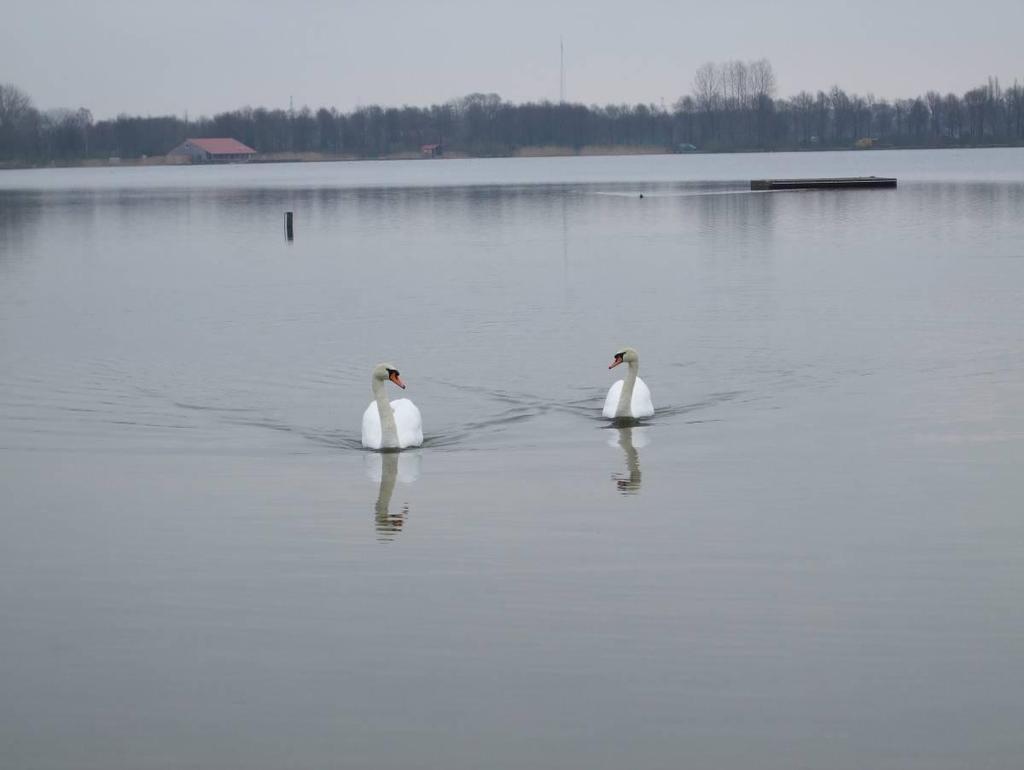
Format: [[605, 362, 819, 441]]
[[3, 0, 1021, 118]]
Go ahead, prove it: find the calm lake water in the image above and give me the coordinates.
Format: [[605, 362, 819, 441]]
[[2, 149, 1023, 769]]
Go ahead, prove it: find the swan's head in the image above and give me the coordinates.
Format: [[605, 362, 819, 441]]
[[608, 347, 639, 369], [372, 363, 406, 389]]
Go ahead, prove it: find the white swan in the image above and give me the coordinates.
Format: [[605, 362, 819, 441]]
[[603, 347, 654, 419], [361, 363, 423, 449]]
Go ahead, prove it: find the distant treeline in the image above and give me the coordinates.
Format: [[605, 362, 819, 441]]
[[2, 60, 1023, 165]]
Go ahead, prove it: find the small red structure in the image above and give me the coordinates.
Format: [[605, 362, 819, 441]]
[[421, 143, 443, 158], [168, 138, 257, 162]]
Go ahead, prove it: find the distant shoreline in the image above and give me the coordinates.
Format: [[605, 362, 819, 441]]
[[2, 143, 1021, 171]]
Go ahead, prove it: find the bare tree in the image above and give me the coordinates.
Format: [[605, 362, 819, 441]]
[[944, 93, 962, 140], [0, 83, 39, 161], [0, 83, 33, 127], [926, 91, 944, 140], [692, 62, 721, 145], [692, 62, 720, 112], [748, 59, 777, 101], [791, 91, 815, 145]]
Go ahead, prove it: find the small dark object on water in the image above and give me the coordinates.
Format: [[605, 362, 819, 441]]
[[639, 193, 644, 199], [751, 176, 897, 191], [285, 211, 294, 241]]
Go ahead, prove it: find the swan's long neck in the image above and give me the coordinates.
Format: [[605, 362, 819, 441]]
[[372, 377, 399, 447], [616, 360, 639, 417]]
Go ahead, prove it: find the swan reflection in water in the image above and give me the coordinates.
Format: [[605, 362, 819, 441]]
[[608, 425, 648, 494], [364, 450, 422, 540]]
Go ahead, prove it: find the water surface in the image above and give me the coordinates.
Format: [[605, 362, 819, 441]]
[[2, 149, 1023, 769]]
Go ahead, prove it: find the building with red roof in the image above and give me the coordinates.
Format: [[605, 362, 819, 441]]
[[168, 138, 257, 163]]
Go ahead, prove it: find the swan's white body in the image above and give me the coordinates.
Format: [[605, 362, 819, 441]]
[[362, 399, 422, 449], [603, 377, 654, 418], [603, 347, 654, 419], [361, 364, 423, 449]]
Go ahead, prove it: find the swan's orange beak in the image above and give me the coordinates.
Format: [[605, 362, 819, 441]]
[[389, 371, 406, 389], [609, 355, 624, 369]]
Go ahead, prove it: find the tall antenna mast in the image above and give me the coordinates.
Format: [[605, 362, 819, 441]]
[[559, 38, 565, 103]]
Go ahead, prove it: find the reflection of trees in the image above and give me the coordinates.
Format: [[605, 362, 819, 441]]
[[0, 194, 44, 269], [612, 427, 642, 494]]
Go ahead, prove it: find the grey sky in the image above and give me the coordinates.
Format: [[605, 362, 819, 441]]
[[3, 0, 1021, 118]]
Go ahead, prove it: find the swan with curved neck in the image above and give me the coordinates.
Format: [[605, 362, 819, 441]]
[[603, 347, 654, 419], [361, 363, 423, 449]]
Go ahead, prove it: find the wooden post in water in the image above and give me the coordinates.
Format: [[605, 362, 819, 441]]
[[284, 211, 294, 241]]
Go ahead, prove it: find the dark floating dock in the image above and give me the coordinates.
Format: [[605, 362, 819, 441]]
[[751, 176, 897, 191]]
